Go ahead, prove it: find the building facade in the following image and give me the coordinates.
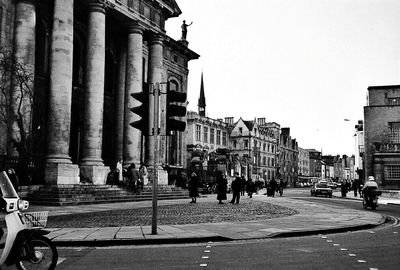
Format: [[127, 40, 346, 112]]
[[278, 128, 298, 187], [364, 85, 400, 188], [0, 0, 198, 185], [298, 147, 310, 177]]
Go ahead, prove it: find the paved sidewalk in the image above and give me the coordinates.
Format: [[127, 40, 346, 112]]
[[30, 193, 387, 246]]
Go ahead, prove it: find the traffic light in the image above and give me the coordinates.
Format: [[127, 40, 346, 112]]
[[130, 83, 150, 135], [166, 82, 187, 134]]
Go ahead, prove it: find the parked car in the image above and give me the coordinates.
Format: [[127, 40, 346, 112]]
[[311, 182, 333, 197]]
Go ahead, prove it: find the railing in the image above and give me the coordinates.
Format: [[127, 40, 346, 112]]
[[0, 155, 45, 185]]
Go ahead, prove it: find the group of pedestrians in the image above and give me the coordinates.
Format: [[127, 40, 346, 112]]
[[106, 161, 148, 193]]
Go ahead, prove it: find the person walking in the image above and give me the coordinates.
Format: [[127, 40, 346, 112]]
[[188, 172, 199, 203], [269, 178, 278, 197], [278, 179, 285, 197], [246, 178, 255, 198], [216, 171, 227, 204], [352, 179, 359, 197], [116, 159, 123, 185], [341, 180, 348, 197], [230, 173, 241, 204], [240, 176, 246, 196]]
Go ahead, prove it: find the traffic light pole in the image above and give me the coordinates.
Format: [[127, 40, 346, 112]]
[[151, 84, 159, 235]]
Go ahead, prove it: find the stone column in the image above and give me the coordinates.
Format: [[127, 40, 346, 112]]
[[113, 41, 127, 165], [79, 1, 108, 184], [45, 0, 80, 184], [146, 34, 168, 184], [8, 0, 36, 157], [123, 22, 143, 168]]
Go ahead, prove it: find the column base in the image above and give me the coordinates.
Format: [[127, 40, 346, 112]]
[[80, 165, 110, 185], [147, 166, 168, 185], [45, 162, 80, 185]]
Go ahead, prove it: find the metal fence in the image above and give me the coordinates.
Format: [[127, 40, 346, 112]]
[[0, 155, 45, 185]]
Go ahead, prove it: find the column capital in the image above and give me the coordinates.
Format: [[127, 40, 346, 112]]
[[148, 33, 164, 46], [127, 21, 144, 35], [13, 0, 35, 5], [87, 0, 106, 14]]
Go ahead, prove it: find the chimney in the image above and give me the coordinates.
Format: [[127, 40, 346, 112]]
[[225, 117, 234, 125]]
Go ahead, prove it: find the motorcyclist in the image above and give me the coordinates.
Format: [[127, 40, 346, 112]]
[[362, 176, 378, 203]]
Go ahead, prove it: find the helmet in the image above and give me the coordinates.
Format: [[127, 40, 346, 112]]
[[368, 176, 375, 181]]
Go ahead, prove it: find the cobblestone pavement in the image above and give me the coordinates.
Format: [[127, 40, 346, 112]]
[[47, 200, 298, 228]]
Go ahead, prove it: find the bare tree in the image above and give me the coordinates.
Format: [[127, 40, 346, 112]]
[[0, 47, 35, 165]]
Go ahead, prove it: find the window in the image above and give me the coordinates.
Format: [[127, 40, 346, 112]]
[[263, 143, 266, 151], [210, 128, 215, 144], [233, 140, 237, 148], [263, 157, 266, 165], [268, 157, 270, 166], [388, 98, 400, 105], [239, 127, 243, 134], [272, 158, 275, 167], [384, 165, 400, 180], [222, 132, 227, 146], [203, 127, 208, 143], [244, 140, 248, 148], [272, 145, 275, 153], [390, 122, 400, 143], [195, 125, 201, 141], [217, 130, 221, 145]]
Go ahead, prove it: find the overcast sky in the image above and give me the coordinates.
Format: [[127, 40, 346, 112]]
[[165, 0, 400, 156]]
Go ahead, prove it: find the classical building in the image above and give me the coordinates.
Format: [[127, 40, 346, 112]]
[[364, 85, 400, 188], [0, 0, 198, 185]]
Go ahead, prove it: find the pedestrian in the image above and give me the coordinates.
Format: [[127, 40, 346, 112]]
[[352, 179, 359, 197], [188, 172, 199, 203], [230, 172, 241, 204], [278, 179, 285, 197], [139, 162, 148, 186], [216, 171, 227, 204], [269, 178, 278, 197], [341, 180, 348, 197], [7, 168, 19, 192], [246, 178, 255, 198], [106, 167, 118, 186], [116, 159, 123, 185], [240, 175, 246, 196], [126, 163, 140, 193]]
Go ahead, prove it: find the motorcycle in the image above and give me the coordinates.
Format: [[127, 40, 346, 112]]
[[0, 171, 58, 269], [362, 188, 382, 210]]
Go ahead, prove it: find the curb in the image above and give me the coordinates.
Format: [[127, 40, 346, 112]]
[[51, 217, 387, 247]]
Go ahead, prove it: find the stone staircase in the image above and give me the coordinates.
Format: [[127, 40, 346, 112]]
[[26, 185, 190, 206]]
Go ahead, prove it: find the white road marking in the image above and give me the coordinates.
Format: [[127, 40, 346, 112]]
[[349, 254, 356, 257], [333, 244, 340, 246], [57, 257, 67, 265], [200, 264, 207, 267], [204, 250, 210, 253], [358, 260, 367, 263], [340, 248, 348, 251], [202, 256, 209, 259], [327, 240, 333, 243]]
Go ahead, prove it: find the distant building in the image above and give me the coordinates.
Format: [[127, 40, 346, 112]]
[[308, 149, 322, 178], [279, 128, 299, 187], [298, 147, 310, 177], [364, 85, 400, 188], [229, 118, 279, 181]]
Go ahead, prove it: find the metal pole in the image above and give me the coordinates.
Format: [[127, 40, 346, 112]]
[[151, 83, 159, 235]]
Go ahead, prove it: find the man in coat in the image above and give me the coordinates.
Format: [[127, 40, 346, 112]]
[[230, 173, 242, 204]]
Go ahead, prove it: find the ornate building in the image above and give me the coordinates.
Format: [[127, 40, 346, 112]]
[[0, 0, 198, 185]]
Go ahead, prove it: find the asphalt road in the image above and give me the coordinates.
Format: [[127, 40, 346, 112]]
[[53, 190, 400, 270]]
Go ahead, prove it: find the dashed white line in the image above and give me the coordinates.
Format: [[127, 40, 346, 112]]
[[202, 256, 209, 259], [204, 250, 211, 253], [200, 264, 207, 267], [358, 260, 367, 263], [340, 248, 348, 251], [349, 254, 356, 257]]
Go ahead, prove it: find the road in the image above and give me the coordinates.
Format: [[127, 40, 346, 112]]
[[54, 189, 400, 270]]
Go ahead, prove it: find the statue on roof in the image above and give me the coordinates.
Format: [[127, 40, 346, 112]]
[[181, 20, 193, 40]]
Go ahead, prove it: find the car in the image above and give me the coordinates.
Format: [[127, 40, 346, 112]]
[[311, 182, 333, 197], [327, 181, 337, 189]]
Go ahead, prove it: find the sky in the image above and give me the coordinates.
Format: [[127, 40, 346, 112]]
[[165, 0, 400, 156]]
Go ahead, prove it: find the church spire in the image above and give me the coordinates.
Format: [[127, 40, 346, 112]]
[[198, 72, 206, 117]]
